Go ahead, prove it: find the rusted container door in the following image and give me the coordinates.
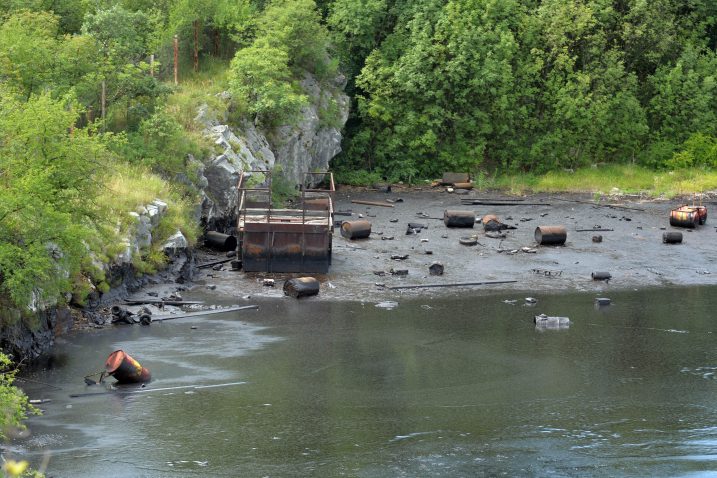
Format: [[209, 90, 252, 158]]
[[241, 223, 331, 273]]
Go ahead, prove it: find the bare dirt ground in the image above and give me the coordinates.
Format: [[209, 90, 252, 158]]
[[189, 188, 717, 303]]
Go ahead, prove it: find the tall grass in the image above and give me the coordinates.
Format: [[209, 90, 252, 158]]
[[484, 165, 717, 197]]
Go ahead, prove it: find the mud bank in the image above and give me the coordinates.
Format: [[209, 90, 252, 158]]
[[189, 189, 717, 303]]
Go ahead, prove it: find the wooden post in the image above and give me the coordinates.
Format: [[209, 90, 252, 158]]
[[173, 34, 179, 85], [193, 20, 199, 72], [101, 80, 106, 121]]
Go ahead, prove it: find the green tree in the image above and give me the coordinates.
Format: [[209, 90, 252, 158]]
[[228, 41, 308, 126], [0, 90, 109, 308]]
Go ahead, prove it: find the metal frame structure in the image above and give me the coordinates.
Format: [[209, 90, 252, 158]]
[[237, 171, 335, 273]]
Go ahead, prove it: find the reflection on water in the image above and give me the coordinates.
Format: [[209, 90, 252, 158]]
[[11, 286, 717, 477]]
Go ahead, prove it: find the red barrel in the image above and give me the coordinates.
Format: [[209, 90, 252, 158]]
[[104, 350, 151, 384]]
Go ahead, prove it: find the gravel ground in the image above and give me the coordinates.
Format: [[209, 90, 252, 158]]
[[187, 188, 717, 303]]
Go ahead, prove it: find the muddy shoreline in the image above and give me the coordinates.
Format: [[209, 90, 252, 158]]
[[67, 188, 717, 332], [179, 188, 717, 305]]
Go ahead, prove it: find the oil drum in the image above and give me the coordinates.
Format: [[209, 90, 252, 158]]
[[340, 220, 371, 239], [444, 210, 475, 228], [104, 350, 151, 384], [534, 226, 567, 245]]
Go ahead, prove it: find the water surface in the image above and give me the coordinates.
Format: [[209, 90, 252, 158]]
[[12, 286, 717, 477]]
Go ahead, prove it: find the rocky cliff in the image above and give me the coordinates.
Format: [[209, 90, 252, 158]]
[[197, 73, 349, 233]]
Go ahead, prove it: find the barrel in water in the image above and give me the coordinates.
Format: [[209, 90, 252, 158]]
[[283, 277, 320, 298], [443, 210, 475, 228], [205, 231, 237, 252], [663, 231, 683, 244], [534, 226, 567, 245], [340, 220, 371, 239], [104, 350, 151, 384]]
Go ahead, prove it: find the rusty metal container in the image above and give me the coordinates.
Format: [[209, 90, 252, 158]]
[[104, 350, 151, 384], [591, 271, 612, 281], [205, 231, 237, 252], [444, 210, 475, 228], [663, 231, 683, 244], [340, 220, 371, 239], [534, 225, 567, 245]]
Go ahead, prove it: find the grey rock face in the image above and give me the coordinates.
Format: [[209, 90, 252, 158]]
[[274, 73, 350, 187], [196, 73, 349, 231]]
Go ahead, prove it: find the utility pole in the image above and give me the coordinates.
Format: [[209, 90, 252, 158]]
[[150, 54, 154, 78]]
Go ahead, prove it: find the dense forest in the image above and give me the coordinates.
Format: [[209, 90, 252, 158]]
[[0, 0, 716, 311]]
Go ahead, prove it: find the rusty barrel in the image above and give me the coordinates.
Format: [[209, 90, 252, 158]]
[[444, 210, 475, 228], [205, 231, 237, 251], [452, 182, 474, 190], [104, 350, 151, 384], [283, 277, 320, 298], [340, 220, 371, 239], [663, 231, 683, 244], [534, 225, 567, 245], [669, 211, 697, 228]]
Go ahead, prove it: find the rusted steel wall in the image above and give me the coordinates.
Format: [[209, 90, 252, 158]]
[[241, 223, 331, 273]]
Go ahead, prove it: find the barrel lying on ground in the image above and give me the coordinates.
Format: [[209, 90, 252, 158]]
[[104, 350, 151, 383], [534, 226, 567, 245], [444, 210, 475, 228], [591, 271, 612, 281], [283, 277, 320, 298], [205, 231, 237, 252], [340, 220, 371, 239], [663, 231, 683, 244]]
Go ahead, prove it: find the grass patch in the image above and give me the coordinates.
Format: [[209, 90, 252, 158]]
[[93, 163, 200, 267], [164, 57, 231, 132], [482, 165, 717, 197]]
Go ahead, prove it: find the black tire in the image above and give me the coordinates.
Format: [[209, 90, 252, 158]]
[[459, 237, 478, 246]]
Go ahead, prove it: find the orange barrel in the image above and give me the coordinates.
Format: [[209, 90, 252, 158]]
[[340, 220, 371, 239], [444, 210, 475, 228], [669, 208, 698, 228], [534, 225, 567, 245], [104, 350, 151, 384], [205, 231, 238, 251], [662, 231, 683, 244]]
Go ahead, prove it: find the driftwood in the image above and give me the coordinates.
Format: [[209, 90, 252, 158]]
[[197, 258, 233, 269], [549, 196, 646, 212], [387, 280, 517, 290], [123, 299, 204, 306], [351, 200, 394, 208], [151, 305, 259, 322], [461, 200, 550, 206]]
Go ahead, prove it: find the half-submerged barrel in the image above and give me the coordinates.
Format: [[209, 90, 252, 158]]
[[534, 226, 567, 245], [340, 220, 371, 239], [205, 231, 237, 251], [444, 210, 475, 228], [283, 277, 320, 298], [662, 231, 683, 244], [104, 350, 151, 384]]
